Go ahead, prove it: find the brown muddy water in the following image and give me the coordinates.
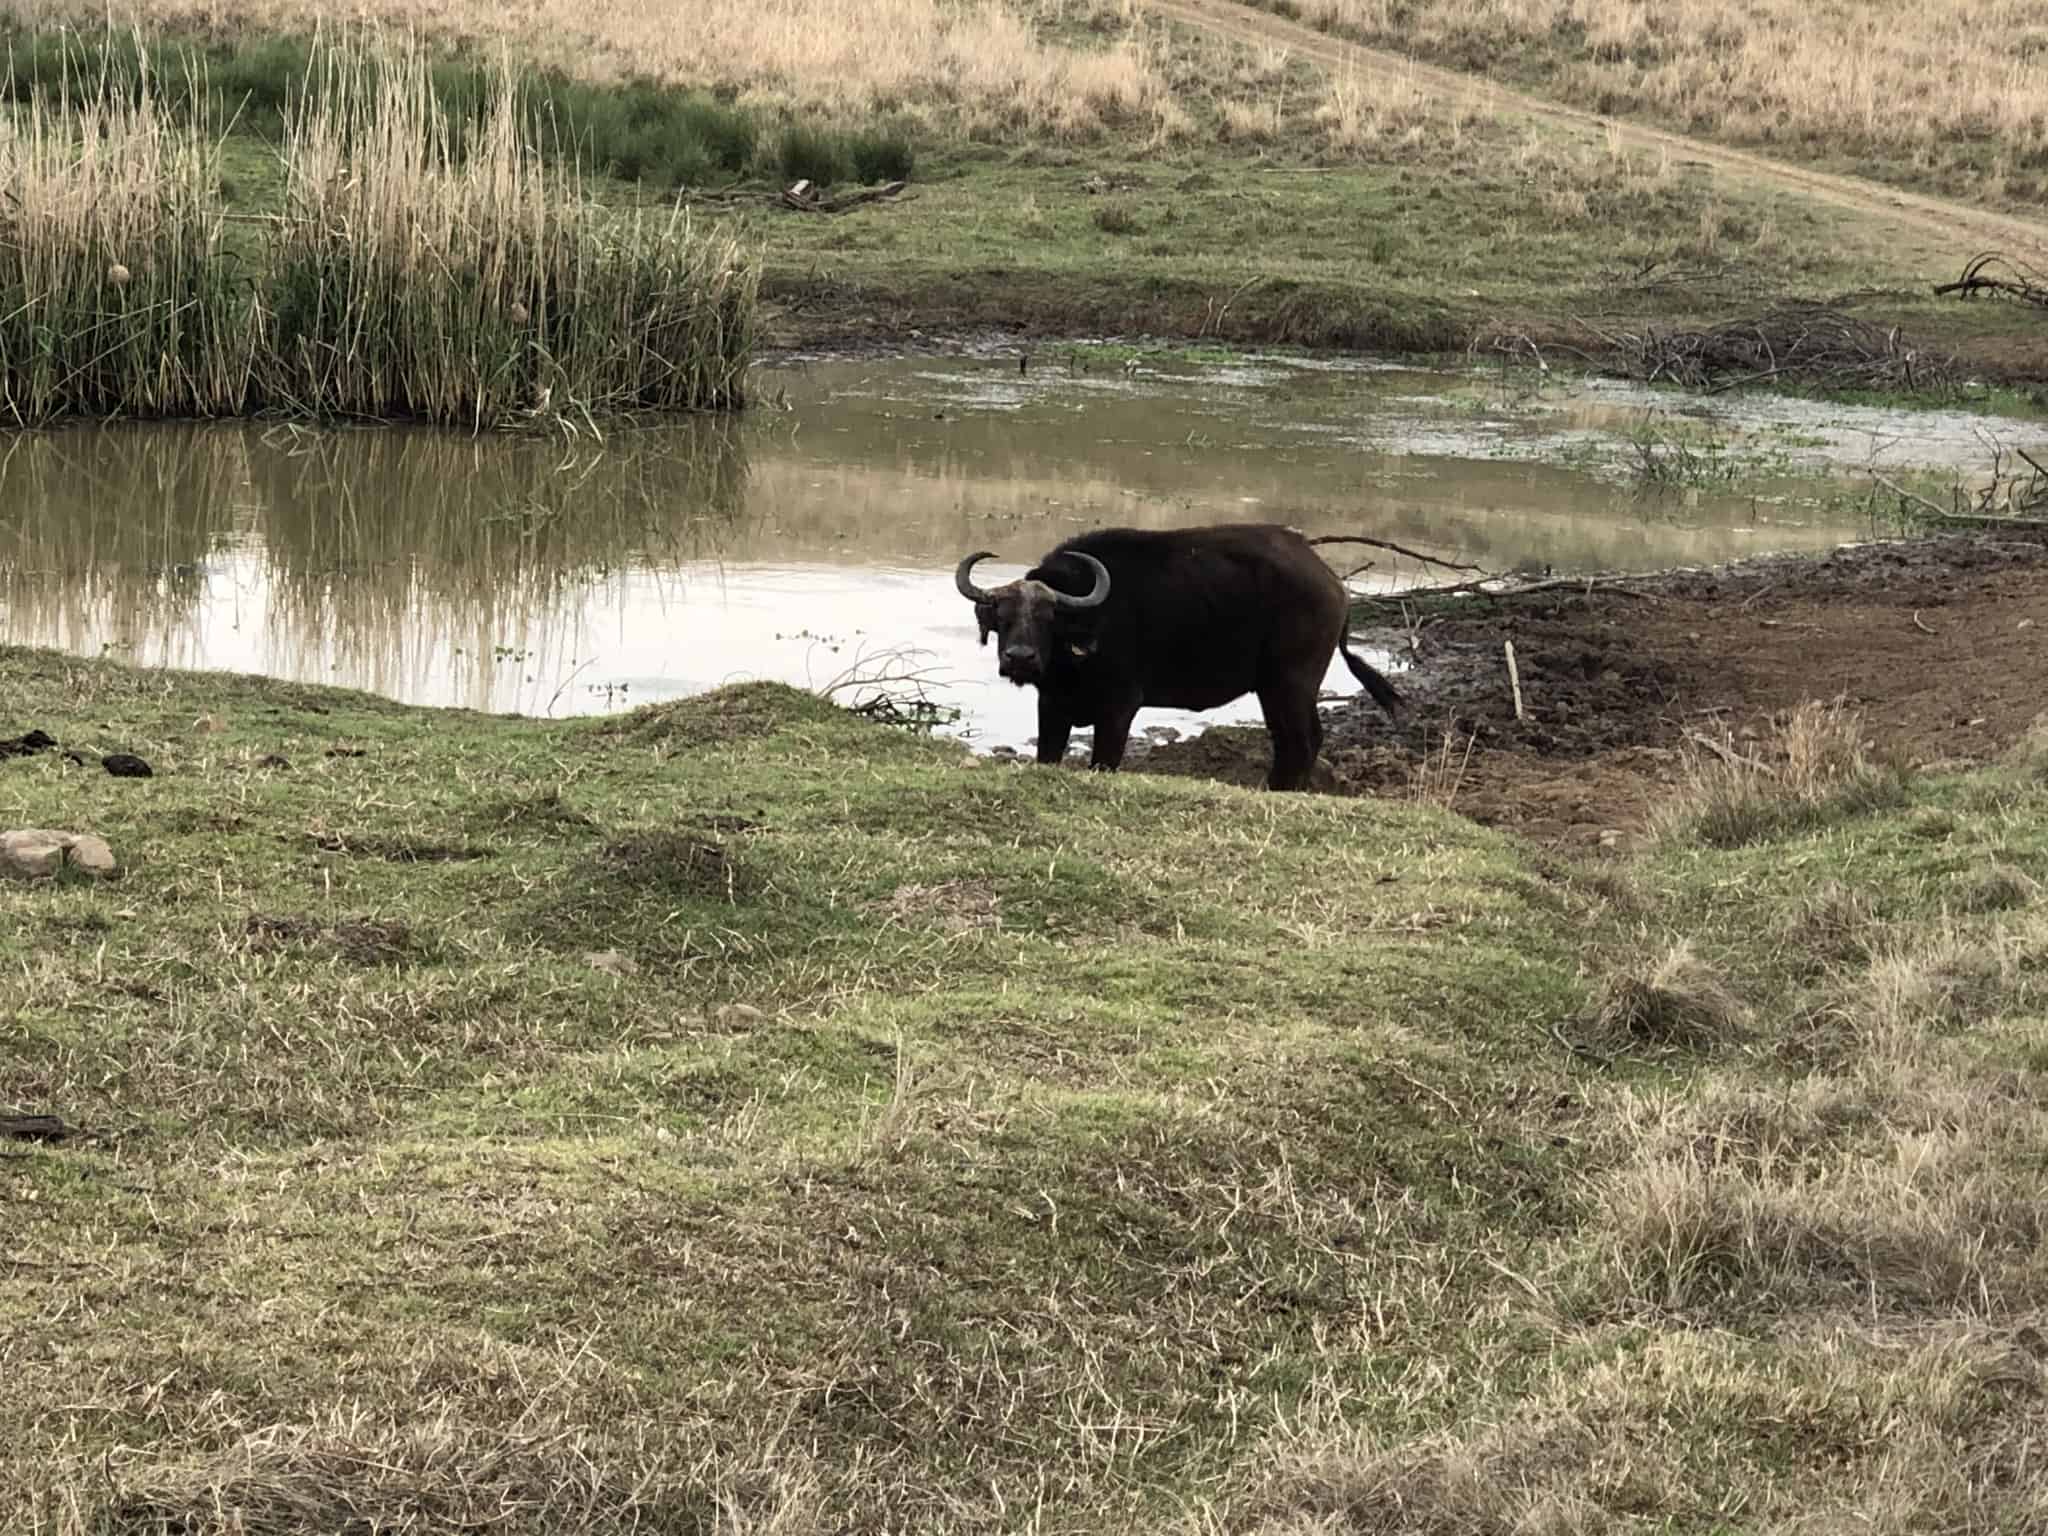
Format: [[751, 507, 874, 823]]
[[1, 348, 2035, 750]]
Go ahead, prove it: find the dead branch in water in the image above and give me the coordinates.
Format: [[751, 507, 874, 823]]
[[1935, 251, 2048, 307], [1352, 571, 1666, 609], [1307, 534, 1487, 575], [1584, 302, 1953, 393]]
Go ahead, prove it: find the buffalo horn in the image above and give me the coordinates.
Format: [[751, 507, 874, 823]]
[[955, 551, 997, 603], [1051, 552, 1111, 610]]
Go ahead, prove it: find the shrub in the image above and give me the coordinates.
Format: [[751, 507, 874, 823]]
[[777, 122, 852, 186]]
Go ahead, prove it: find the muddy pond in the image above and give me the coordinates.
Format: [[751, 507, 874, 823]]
[[0, 346, 2029, 750]]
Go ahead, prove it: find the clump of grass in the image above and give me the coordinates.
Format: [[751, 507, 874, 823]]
[[0, 45, 254, 423], [1092, 198, 1143, 234], [267, 36, 756, 424], [1957, 863, 2036, 915], [2003, 712, 2048, 782], [1654, 700, 1910, 848], [1587, 936, 1750, 1051], [1786, 880, 1882, 972]]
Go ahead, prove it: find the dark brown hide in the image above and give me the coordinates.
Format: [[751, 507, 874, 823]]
[[955, 523, 1401, 790]]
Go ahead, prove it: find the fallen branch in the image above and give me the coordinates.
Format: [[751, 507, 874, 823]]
[[781, 179, 909, 214], [1874, 473, 2048, 530], [1684, 728, 1775, 776], [1934, 251, 2048, 308], [1307, 534, 1486, 575], [1504, 640, 1525, 721]]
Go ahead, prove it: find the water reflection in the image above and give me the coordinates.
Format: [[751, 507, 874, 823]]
[[0, 354, 1973, 746]]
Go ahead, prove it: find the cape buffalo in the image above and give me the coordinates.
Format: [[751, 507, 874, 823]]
[[954, 523, 1403, 791]]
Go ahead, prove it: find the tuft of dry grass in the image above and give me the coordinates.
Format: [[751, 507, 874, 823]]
[[1586, 935, 1749, 1051], [1653, 699, 1911, 848]]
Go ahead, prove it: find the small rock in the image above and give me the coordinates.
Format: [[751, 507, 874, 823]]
[[1, 829, 117, 879], [65, 835, 118, 876], [1, 831, 65, 878], [654, 1126, 676, 1144], [194, 714, 226, 734], [2020, 620, 2036, 632], [102, 753, 152, 779], [1598, 829, 1624, 848], [585, 949, 639, 977]]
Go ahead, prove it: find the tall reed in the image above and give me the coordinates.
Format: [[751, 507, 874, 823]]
[[267, 37, 756, 427], [0, 43, 255, 424]]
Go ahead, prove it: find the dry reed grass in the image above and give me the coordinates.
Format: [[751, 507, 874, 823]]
[[0, 30, 756, 424], [270, 37, 755, 423], [0, 44, 254, 421], [0, 0, 1190, 140], [1278, 0, 2048, 200]]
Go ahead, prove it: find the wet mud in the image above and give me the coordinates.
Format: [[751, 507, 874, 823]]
[[1137, 532, 2048, 848]]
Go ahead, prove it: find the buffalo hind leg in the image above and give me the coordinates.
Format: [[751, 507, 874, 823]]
[[1258, 678, 1322, 791], [1089, 697, 1141, 772], [1036, 696, 1074, 766]]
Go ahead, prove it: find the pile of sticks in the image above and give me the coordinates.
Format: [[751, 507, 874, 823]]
[[1935, 252, 2048, 308], [1875, 435, 2048, 529], [1583, 302, 1951, 393]]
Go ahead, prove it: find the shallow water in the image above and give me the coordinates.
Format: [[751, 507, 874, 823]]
[[1, 349, 2035, 749]]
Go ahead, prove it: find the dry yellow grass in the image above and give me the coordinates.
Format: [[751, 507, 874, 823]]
[[0, 0, 1190, 138], [1280, 0, 2048, 195]]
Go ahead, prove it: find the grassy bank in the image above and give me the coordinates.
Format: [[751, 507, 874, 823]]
[[0, 33, 757, 426], [4, 644, 2047, 1530]]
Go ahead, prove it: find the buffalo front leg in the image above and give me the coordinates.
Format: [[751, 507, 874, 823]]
[[1088, 696, 1141, 772], [1258, 679, 1322, 791], [1035, 695, 1074, 766]]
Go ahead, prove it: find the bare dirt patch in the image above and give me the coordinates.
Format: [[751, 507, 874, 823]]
[[1139, 533, 2048, 849]]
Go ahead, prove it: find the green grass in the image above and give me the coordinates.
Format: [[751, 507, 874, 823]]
[[5, 643, 2047, 1531]]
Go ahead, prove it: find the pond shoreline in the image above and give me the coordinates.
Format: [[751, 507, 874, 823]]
[[1132, 527, 2048, 846]]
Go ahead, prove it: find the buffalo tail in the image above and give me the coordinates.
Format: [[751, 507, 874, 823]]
[[1339, 639, 1404, 720]]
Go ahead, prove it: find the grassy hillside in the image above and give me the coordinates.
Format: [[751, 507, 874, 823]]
[[5, 646, 2047, 1531], [1249, 0, 2048, 210]]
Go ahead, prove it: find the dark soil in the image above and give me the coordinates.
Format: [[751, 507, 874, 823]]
[[1137, 532, 2048, 849]]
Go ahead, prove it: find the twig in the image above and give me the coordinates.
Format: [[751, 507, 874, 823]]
[[1873, 474, 1957, 522], [1684, 727, 1775, 775], [1912, 610, 1938, 636], [1504, 640, 1525, 721], [1387, 1068, 1460, 1117]]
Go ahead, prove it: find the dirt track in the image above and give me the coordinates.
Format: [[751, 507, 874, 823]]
[[1142, 0, 2048, 273], [1140, 532, 2048, 848]]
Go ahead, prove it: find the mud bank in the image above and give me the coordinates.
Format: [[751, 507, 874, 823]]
[[1138, 531, 2048, 847]]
